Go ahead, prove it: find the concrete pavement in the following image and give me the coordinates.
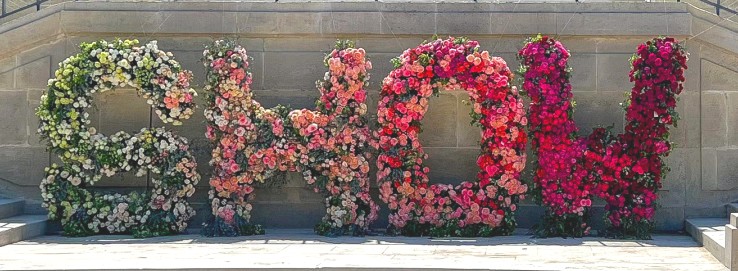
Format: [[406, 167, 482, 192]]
[[0, 229, 727, 271]]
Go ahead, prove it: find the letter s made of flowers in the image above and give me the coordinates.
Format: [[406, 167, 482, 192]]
[[518, 36, 687, 239], [374, 37, 528, 237], [36, 39, 201, 237], [202, 40, 378, 237]]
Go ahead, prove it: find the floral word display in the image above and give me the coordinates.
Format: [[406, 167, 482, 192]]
[[519, 36, 687, 238], [36, 39, 200, 237], [374, 37, 528, 237], [202, 40, 378, 236]]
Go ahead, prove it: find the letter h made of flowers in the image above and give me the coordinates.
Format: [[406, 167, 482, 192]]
[[518, 35, 687, 239], [202, 40, 378, 236]]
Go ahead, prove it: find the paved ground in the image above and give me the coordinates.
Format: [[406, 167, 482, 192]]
[[0, 229, 726, 271]]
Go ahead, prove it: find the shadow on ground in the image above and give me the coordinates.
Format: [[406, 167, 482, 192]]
[[22, 228, 700, 247]]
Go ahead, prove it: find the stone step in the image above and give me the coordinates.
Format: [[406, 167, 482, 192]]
[[0, 198, 24, 220], [0, 215, 47, 247], [686, 218, 728, 267]]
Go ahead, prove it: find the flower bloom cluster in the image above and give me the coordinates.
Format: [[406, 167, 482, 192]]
[[36, 39, 200, 237], [202, 40, 378, 237], [591, 37, 687, 238], [374, 37, 527, 237], [520, 36, 687, 238], [518, 35, 593, 237]]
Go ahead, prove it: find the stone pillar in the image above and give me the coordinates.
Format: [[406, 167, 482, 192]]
[[727, 213, 738, 271]]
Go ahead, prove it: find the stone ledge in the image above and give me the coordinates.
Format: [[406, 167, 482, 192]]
[[56, 1, 689, 13], [0, 1, 691, 59], [686, 217, 728, 267], [0, 198, 24, 220], [0, 214, 47, 247]]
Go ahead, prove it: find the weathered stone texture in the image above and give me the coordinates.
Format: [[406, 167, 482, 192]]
[[424, 147, 479, 186], [0, 57, 15, 89], [702, 92, 728, 148], [229, 12, 322, 34], [263, 52, 326, 90], [595, 53, 632, 92], [676, 92, 701, 148], [14, 57, 50, 90], [418, 92, 457, 148], [702, 59, 738, 92], [0, 146, 48, 188], [436, 13, 489, 34], [0, 91, 29, 145], [96, 90, 152, 136], [380, 12, 435, 34], [715, 150, 738, 191], [457, 93, 482, 148], [320, 12, 382, 34], [727, 93, 738, 146], [555, 12, 690, 36], [571, 91, 626, 135], [27, 90, 44, 146], [654, 207, 686, 231], [569, 54, 597, 91]]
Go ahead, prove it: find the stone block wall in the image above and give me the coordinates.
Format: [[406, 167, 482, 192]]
[[0, 1, 736, 231]]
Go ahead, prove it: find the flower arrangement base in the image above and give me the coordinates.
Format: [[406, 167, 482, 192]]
[[387, 220, 512, 238], [530, 211, 592, 238], [201, 215, 264, 237]]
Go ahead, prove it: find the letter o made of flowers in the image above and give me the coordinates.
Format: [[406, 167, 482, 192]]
[[36, 39, 200, 237], [374, 37, 528, 237], [202, 40, 378, 236]]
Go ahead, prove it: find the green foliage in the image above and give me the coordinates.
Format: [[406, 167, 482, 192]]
[[532, 211, 591, 238], [201, 214, 265, 237], [391, 57, 403, 69], [388, 219, 515, 238], [333, 39, 355, 50], [600, 215, 654, 240]]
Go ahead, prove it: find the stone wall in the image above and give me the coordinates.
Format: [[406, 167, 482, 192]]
[[0, 0, 736, 231]]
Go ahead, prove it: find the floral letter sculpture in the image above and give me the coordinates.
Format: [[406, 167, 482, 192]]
[[202, 40, 378, 236], [374, 37, 528, 237], [519, 36, 687, 238], [37, 39, 200, 237]]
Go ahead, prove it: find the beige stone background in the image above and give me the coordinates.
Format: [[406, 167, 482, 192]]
[[0, 0, 736, 231]]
